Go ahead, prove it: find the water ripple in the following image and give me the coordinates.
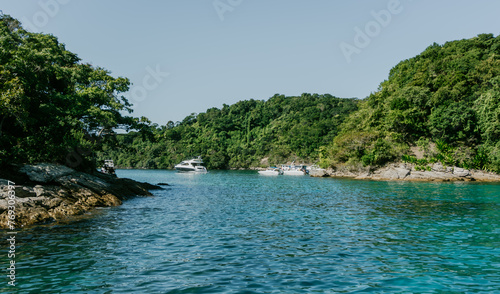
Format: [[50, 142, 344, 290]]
[[1, 171, 499, 293]]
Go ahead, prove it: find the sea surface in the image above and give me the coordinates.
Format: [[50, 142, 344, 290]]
[[2, 170, 500, 293]]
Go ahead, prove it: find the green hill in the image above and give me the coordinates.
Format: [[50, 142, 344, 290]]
[[99, 94, 359, 169], [2, 13, 498, 173], [0, 15, 140, 171], [320, 34, 500, 172], [103, 34, 500, 172]]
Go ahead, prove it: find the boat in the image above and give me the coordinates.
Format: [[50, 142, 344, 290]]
[[174, 156, 208, 172], [281, 162, 308, 176], [100, 159, 116, 175], [258, 167, 283, 176]]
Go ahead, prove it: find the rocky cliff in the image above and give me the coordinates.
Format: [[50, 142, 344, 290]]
[[0, 164, 161, 228]]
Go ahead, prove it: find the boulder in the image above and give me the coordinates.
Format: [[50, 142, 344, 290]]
[[309, 169, 329, 177], [453, 167, 470, 177], [431, 163, 447, 172], [375, 167, 411, 180], [0, 164, 160, 228]]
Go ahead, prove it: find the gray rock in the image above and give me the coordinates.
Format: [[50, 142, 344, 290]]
[[469, 170, 500, 181], [407, 171, 456, 181], [453, 167, 470, 177], [0, 199, 7, 209], [33, 185, 44, 196], [19, 164, 75, 183], [309, 169, 329, 177], [374, 167, 410, 180], [432, 163, 446, 172]]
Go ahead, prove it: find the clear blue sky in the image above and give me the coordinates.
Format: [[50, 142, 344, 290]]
[[1, 0, 500, 124]]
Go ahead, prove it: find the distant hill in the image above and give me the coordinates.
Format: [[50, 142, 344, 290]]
[[320, 34, 500, 172], [4, 12, 497, 173], [99, 94, 358, 169], [101, 34, 500, 172]]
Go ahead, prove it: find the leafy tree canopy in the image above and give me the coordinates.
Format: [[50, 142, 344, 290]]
[[99, 93, 359, 169], [0, 14, 144, 170], [322, 34, 500, 172]]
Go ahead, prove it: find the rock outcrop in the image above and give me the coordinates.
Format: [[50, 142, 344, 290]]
[[0, 164, 161, 228], [311, 163, 500, 182]]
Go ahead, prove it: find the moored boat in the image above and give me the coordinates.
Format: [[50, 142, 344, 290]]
[[258, 167, 283, 176], [174, 156, 208, 172], [100, 159, 116, 176], [281, 162, 308, 176]]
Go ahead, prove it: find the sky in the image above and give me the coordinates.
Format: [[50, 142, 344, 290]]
[[1, 0, 500, 125]]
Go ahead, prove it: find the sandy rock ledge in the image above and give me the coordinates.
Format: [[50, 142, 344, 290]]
[[0, 164, 161, 228], [310, 163, 500, 182]]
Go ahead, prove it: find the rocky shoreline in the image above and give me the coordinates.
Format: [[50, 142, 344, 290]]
[[310, 163, 500, 182], [0, 164, 161, 229]]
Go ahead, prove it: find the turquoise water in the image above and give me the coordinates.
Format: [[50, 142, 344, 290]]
[[2, 170, 500, 293]]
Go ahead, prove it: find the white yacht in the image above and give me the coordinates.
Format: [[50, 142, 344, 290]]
[[174, 156, 208, 172], [258, 167, 283, 176]]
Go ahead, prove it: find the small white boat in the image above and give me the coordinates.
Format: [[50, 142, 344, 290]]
[[258, 167, 283, 176], [100, 159, 116, 175], [281, 162, 308, 176], [174, 156, 208, 172]]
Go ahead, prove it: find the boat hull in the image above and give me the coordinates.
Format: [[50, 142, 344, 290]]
[[175, 166, 207, 172], [174, 156, 208, 172], [258, 170, 281, 176], [283, 170, 306, 176]]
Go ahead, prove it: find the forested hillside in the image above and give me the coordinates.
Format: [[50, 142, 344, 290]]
[[0, 15, 143, 171], [99, 94, 358, 169], [320, 33, 500, 172], [2, 13, 498, 174], [102, 34, 500, 172]]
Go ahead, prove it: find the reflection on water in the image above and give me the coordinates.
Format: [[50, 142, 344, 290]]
[[1, 170, 499, 293]]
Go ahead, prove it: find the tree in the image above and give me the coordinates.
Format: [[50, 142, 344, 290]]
[[0, 14, 140, 170]]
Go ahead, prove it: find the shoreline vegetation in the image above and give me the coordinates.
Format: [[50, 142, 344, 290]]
[[1, 15, 500, 227], [97, 34, 500, 176], [2, 15, 500, 176]]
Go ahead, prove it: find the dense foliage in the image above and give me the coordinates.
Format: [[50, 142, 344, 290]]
[[320, 34, 500, 172], [2, 14, 498, 173], [99, 94, 358, 169], [0, 14, 143, 171]]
